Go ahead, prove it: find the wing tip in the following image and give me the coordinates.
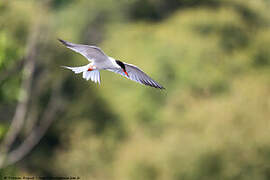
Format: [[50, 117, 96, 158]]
[[152, 84, 166, 90], [58, 38, 65, 43], [143, 79, 165, 90], [58, 38, 72, 47], [158, 83, 166, 90], [142, 80, 165, 90]]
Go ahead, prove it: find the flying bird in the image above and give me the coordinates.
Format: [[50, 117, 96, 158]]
[[59, 39, 165, 89]]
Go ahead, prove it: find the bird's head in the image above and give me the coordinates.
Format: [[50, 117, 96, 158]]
[[116, 60, 129, 77]]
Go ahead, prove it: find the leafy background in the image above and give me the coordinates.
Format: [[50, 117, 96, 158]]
[[0, 0, 270, 179]]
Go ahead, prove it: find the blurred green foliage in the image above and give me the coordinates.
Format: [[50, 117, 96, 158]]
[[0, 0, 270, 179]]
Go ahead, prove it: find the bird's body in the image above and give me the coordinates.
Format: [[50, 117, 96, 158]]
[[59, 39, 164, 89]]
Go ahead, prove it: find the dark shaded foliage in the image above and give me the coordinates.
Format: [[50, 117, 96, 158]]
[[50, 0, 73, 9], [253, 48, 270, 67], [129, 0, 220, 21]]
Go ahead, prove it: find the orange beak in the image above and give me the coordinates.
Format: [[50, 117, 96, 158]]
[[124, 70, 129, 77]]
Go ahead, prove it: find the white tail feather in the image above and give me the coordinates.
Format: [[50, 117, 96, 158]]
[[61, 65, 88, 74], [62, 65, 100, 84], [83, 70, 100, 84]]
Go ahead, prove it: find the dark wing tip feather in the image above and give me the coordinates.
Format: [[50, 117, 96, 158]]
[[58, 38, 73, 47], [140, 78, 165, 90], [153, 83, 166, 90], [128, 65, 165, 90], [159, 86, 166, 90], [148, 84, 165, 89], [151, 82, 165, 90], [144, 77, 165, 90]]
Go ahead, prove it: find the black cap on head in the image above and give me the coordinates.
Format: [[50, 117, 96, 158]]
[[115, 60, 126, 70]]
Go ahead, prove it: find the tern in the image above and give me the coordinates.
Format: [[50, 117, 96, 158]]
[[59, 39, 165, 89]]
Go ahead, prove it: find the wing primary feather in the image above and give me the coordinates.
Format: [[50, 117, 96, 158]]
[[94, 71, 98, 83], [106, 65, 165, 89], [94, 72, 97, 83], [58, 39, 74, 48]]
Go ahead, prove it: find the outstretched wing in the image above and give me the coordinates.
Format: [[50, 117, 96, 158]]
[[58, 39, 108, 62], [108, 63, 165, 89]]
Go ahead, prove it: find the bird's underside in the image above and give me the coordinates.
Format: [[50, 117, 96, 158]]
[[59, 39, 165, 89]]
